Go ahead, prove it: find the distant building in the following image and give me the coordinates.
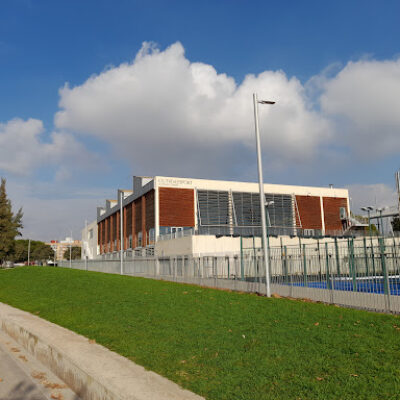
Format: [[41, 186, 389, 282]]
[[95, 175, 350, 258], [81, 220, 98, 260], [47, 238, 82, 261]]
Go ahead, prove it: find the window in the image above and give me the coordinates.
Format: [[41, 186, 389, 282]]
[[148, 228, 155, 244], [88, 229, 93, 239], [197, 190, 230, 226], [138, 232, 142, 247]]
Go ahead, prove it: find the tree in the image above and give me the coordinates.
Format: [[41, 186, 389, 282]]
[[63, 246, 81, 260], [11, 240, 54, 263], [392, 217, 400, 232], [0, 178, 23, 264]]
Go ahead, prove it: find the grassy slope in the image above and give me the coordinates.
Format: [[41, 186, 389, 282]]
[[0, 267, 399, 400]]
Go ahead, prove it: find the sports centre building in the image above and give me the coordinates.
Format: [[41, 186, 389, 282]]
[[96, 176, 350, 257]]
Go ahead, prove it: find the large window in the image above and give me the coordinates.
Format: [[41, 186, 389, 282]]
[[197, 190, 230, 226], [265, 193, 294, 228], [232, 192, 261, 227], [196, 189, 295, 234]]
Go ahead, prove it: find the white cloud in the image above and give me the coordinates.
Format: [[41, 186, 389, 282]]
[[55, 42, 331, 177], [0, 118, 100, 178], [6, 179, 110, 241], [320, 57, 400, 157], [347, 183, 398, 213]]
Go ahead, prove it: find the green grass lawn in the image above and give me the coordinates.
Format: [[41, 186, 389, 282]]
[[0, 267, 400, 399]]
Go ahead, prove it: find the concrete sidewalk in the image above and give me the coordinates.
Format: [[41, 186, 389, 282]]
[[0, 303, 204, 400], [0, 329, 80, 400]]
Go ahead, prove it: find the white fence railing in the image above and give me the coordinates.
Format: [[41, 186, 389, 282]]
[[60, 236, 400, 314]]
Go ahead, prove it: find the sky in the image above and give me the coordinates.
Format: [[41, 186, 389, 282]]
[[1, 0, 400, 241]]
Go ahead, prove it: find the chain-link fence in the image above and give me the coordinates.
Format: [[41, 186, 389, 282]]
[[59, 236, 400, 314]]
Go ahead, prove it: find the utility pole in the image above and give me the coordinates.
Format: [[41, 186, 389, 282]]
[[69, 230, 72, 269], [120, 190, 124, 275], [253, 93, 275, 298], [27, 239, 31, 266], [85, 220, 88, 271]]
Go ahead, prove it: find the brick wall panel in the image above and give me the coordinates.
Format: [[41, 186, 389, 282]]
[[145, 190, 155, 230], [134, 199, 142, 234], [323, 197, 348, 232], [159, 188, 195, 227], [295, 195, 322, 230]]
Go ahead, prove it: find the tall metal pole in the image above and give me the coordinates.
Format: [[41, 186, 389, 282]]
[[120, 190, 124, 275], [27, 238, 31, 266], [85, 219, 88, 271], [367, 210, 371, 236], [69, 230, 72, 269], [253, 93, 271, 297]]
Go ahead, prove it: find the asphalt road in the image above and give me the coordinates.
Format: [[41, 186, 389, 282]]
[[0, 344, 47, 400]]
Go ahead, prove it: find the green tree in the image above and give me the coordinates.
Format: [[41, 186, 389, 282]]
[[392, 217, 400, 232], [63, 246, 81, 260], [0, 178, 23, 264], [11, 240, 53, 263], [31, 242, 54, 262]]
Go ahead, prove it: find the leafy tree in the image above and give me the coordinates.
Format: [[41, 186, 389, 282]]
[[63, 246, 81, 260], [392, 217, 400, 232], [31, 242, 54, 262], [12, 240, 28, 262], [11, 240, 53, 263], [0, 178, 23, 264]]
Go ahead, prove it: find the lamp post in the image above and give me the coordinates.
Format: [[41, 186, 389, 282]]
[[376, 207, 387, 236], [253, 93, 275, 298], [361, 206, 374, 236], [69, 230, 72, 269], [120, 190, 124, 275]]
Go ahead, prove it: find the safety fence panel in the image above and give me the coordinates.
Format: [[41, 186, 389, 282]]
[[59, 236, 400, 314]]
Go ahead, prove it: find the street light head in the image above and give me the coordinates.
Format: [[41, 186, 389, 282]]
[[258, 100, 276, 105], [361, 206, 374, 212]]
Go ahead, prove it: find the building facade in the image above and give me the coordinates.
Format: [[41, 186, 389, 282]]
[[81, 220, 99, 260], [97, 176, 350, 256], [47, 238, 82, 261]]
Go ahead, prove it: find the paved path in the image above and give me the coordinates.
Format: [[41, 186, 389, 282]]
[[0, 343, 47, 400], [0, 330, 79, 400]]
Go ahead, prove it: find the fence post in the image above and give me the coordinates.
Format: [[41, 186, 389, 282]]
[[302, 244, 308, 287], [379, 237, 391, 311], [334, 237, 341, 277], [288, 255, 293, 297], [325, 242, 331, 290], [363, 237, 369, 278], [392, 236, 399, 277], [253, 236, 256, 279], [214, 257, 218, 287], [317, 239, 322, 281], [240, 236, 244, 281], [349, 238, 357, 292], [283, 245, 288, 284], [371, 236, 376, 280]]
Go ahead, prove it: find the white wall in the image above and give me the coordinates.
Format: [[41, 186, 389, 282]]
[[81, 220, 98, 259]]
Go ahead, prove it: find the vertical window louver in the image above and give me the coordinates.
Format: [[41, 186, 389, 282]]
[[197, 190, 230, 226]]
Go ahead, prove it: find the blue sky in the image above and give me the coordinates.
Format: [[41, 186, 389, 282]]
[[1, 0, 400, 240]]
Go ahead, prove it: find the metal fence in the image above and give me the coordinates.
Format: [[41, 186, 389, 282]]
[[60, 236, 400, 314]]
